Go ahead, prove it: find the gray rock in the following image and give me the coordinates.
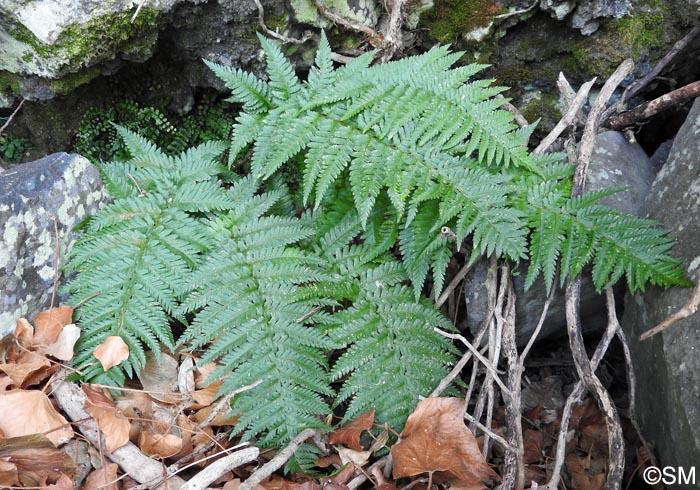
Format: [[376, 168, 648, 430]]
[[622, 98, 700, 471], [0, 153, 108, 336], [570, 0, 631, 35], [464, 130, 656, 345]]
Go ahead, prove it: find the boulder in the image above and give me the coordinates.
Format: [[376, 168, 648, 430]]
[[622, 98, 700, 470], [0, 153, 108, 336], [464, 130, 656, 345]]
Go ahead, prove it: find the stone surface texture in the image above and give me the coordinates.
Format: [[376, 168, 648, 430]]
[[464, 130, 657, 345], [0, 153, 108, 336], [622, 98, 700, 471]]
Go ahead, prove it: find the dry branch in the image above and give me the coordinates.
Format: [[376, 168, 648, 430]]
[[239, 428, 319, 490], [51, 377, 187, 490], [179, 447, 260, 490], [608, 80, 700, 130], [640, 275, 700, 340]]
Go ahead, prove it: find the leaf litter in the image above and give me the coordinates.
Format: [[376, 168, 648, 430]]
[[0, 305, 654, 489]]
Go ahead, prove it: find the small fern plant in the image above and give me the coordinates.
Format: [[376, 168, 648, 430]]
[[66, 32, 690, 447]]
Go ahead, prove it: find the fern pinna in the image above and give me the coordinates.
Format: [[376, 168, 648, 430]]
[[66, 128, 234, 384], [209, 32, 690, 296]]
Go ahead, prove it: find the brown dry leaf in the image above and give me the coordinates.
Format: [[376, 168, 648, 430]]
[[0, 458, 19, 487], [391, 397, 497, 483], [138, 351, 182, 404], [191, 381, 222, 407], [336, 446, 371, 467], [445, 478, 486, 490], [43, 473, 74, 489], [328, 409, 375, 451], [139, 431, 183, 459], [33, 306, 74, 346], [84, 463, 120, 490], [0, 350, 53, 388], [40, 324, 81, 361], [178, 356, 196, 397], [82, 385, 130, 453], [315, 454, 342, 468], [565, 454, 606, 490], [225, 478, 268, 490], [93, 336, 129, 371], [0, 434, 76, 487], [259, 474, 305, 490], [14, 318, 34, 346], [193, 403, 239, 426], [370, 464, 396, 490], [0, 375, 13, 391], [0, 391, 74, 445], [523, 429, 544, 464], [193, 361, 219, 388]]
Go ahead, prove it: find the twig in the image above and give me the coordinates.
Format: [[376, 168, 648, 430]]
[[197, 379, 263, 429], [239, 428, 319, 490], [519, 287, 555, 366], [622, 26, 700, 104], [497, 94, 529, 129], [492, 0, 539, 19], [313, 0, 377, 37], [545, 288, 620, 490], [50, 216, 60, 310], [561, 60, 633, 490], [130, 0, 148, 22], [348, 456, 388, 490], [463, 411, 515, 452], [253, 0, 313, 44], [51, 376, 187, 489], [533, 78, 596, 155], [179, 447, 260, 490], [434, 328, 511, 398], [378, 0, 407, 62], [496, 273, 524, 490], [436, 261, 474, 308], [608, 80, 700, 130], [0, 98, 25, 136], [640, 274, 700, 340]]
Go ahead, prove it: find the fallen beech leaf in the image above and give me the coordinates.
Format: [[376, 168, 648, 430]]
[[329, 409, 375, 451], [178, 356, 196, 396], [192, 381, 222, 407], [331, 465, 355, 486], [391, 398, 497, 483], [139, 431, 183, 459], [83, 385, 130, 453], [0, 459, 19, 486], [84, 463, 119, 490], [93, 336, 129, 371], [193, 404, 238, 426], [193, 361, 218, 388], [446, 478, 486, 490], [0, 434, 76, 486], [14, 318, 34, 346], [337, 446, 371, 467], [138, 351, 182, 403], [41, 324, 81, 361], [0, 391, 74, 445], [44, 472, 74, 489], [315, 454, 342, 468], [523, 429, 544, 464], [0, 351, 53, 388], [225, 478, 268, 490], [34, 306, 74, 346], [0, 376, 12, 391]]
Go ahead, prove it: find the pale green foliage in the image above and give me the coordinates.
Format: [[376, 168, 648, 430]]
[[213, 32, 690, 296], [66, 128, 233, 384], [67, 33, 690, 449]]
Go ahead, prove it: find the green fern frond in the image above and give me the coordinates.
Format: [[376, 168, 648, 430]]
[[210, 33, 688, 295], [178, 176, 333, 446], [66, 128, 232, 384]]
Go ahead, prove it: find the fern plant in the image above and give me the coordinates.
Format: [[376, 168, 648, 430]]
[[66, 32, 690, 448], [66, 127, 235, 385], [209, 32, 690, 296]]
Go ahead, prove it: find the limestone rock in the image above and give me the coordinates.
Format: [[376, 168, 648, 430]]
[[464, 130, 656, 345], [0, 153, 109, 336], [622, 98, 700, 470]]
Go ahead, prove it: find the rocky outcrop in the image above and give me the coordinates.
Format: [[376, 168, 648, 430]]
[[0, 153, 108, 336], [622, 98, 700, 471], [464, 130, 657, 345]]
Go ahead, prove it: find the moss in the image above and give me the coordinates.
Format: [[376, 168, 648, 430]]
[[0, 72, 22, 95], [419, 0, 504, 44], [49, 66, 101, 94], [519, 93, 561, 132], [610, 10, 666, 57], [265, 13, 289, 32], [4, 6, 159, 72]]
